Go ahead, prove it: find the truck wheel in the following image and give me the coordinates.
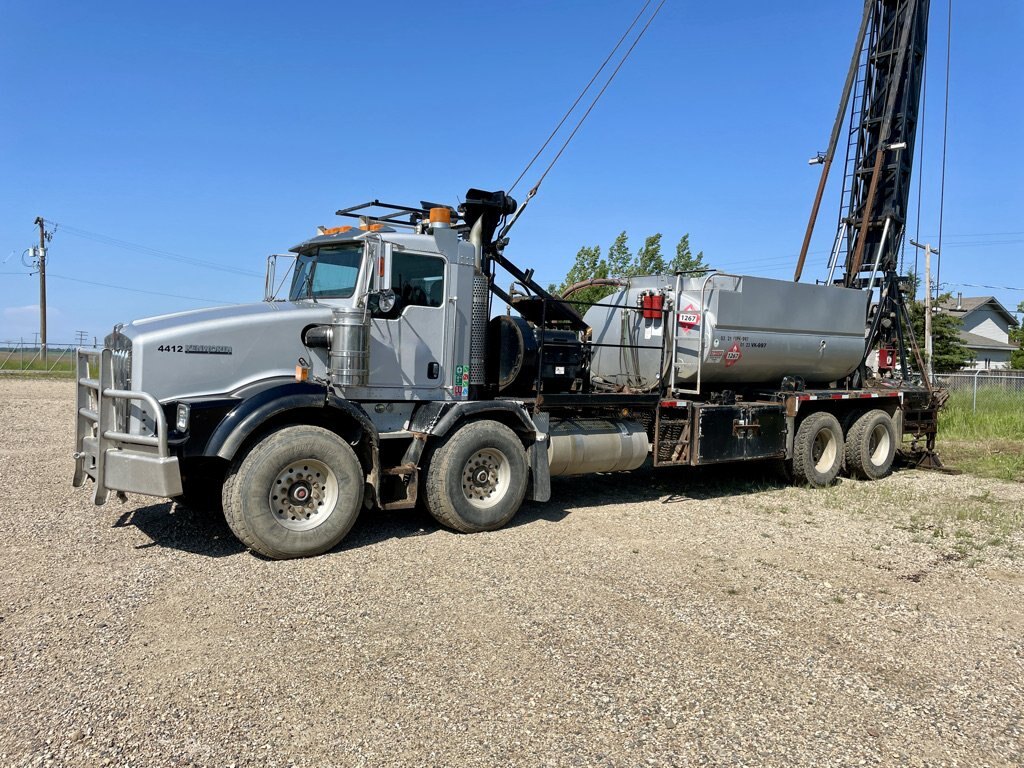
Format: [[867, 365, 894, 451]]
[[845, 409, 896, 480], [222, 425, 364, 559], [425, 420, 528, 533], [792, 412, 843, 487]]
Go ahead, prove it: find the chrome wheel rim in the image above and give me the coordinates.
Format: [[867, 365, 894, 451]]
[[269, 458, 338, 531], [461, 448, 511, 510]]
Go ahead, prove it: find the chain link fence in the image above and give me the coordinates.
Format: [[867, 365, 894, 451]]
[[0, 340, 96, 373], [935, 370, 1024, 413]]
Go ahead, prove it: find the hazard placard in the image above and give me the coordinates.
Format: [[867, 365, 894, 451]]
[[724, 341, 742, 367], [677, 304, 700, 334]]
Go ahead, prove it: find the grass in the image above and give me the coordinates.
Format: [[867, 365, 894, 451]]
[[0, 357, 76, 374], [939, 389, 1024, 440], [937, 389, 1024, 483], [898, 487, 1022, 563]]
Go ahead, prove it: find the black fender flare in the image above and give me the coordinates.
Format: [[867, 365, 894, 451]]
[[407, 399, 550, 503], [408, 399, 541, 439], [205, 381, 380, 501]]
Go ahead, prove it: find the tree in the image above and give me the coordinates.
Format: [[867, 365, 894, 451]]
[[907, 291, 972, 373], [635, 234, 665, 276], [551, 244, 613, 308], [606, 231, 634, 278], [669, 233, 710, 274], [552, 230, 709, 310], [1011, 300, 1024, 369]]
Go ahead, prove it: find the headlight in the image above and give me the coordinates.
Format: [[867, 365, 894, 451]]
[[176, 403, 191, 432]]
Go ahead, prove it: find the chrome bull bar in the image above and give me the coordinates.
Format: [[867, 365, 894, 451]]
[[72, 348, 182, 504]]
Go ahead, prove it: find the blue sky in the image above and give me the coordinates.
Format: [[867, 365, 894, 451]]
[[2, 1, 1022, 345]]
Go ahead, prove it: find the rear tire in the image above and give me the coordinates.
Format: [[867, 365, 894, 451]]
[[222, 425, 364, 559], [792, 412, 843, 487], [845, 409, 896, 480], [424, 420, 528, 533]]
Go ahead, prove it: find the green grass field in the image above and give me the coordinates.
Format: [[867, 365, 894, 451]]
[[0, 355, 76, 375], [938, 389, 1024, 483]]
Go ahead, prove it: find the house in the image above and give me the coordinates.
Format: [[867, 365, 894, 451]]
[[938, 294, 1020, 370]]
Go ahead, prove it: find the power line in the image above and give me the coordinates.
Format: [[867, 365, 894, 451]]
[[47, 272, 232, 304], [922, 230, 1024, 238], [925, 240, 1024, 249], [46, 220, 262, 278], [945, 281, 1024, 293]]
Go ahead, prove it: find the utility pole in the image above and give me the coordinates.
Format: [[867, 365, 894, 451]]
[[909, 240, 939, 382], [33, 217, 48, 367]]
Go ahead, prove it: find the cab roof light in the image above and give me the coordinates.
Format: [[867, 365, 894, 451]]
[[317, 225, 353, 236]]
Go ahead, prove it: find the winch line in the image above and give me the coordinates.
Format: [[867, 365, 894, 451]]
[[521, 0, 668, 199], [507, 0, 654, 196]]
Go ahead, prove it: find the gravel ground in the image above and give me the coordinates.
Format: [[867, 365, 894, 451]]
[[1, 378, 1022, 767]]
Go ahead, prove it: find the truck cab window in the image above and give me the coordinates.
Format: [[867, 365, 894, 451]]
[[391, 253, 445, 310], [289, 244, 363, 301]]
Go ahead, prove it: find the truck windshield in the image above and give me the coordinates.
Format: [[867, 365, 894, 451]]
[[289, 244, 364, 301]]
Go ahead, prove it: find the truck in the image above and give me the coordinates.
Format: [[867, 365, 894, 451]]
[[73, 0, 941, 559]]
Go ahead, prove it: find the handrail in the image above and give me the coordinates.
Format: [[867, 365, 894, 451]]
[[669, 271, 747, 397]]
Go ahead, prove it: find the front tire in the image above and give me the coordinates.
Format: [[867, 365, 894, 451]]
[[222, 425, 364, 559], [425, 420, 528, 533], [845, 409, 896, 480], [792, 412, 844, 487]]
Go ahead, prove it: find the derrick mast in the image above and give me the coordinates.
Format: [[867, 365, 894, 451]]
[[840, 0, 930, 286]]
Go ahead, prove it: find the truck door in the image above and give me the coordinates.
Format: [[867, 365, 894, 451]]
[[368, 246, 448, 397]]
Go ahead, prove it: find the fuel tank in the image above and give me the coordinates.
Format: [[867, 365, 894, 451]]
[[547, 418, 649, 476], [584, 273, 868, 387]]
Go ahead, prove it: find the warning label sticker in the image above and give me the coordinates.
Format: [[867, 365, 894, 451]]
[[707, 349, 725, 364], [677, 304, 701, 334], [724, 341, 742, 368], [454, 364, 470, 399]]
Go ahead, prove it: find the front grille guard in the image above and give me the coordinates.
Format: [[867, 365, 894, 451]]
[[73, 348, 176, 504]]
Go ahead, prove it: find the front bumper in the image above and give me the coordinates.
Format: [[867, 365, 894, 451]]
[[72, 348, 182, 504]]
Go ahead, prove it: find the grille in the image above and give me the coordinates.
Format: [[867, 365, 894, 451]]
[[105, 329, 133, 432]]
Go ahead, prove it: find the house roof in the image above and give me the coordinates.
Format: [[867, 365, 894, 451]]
[[959, 330, 1019, 351], [938, 295, 1020, 327]]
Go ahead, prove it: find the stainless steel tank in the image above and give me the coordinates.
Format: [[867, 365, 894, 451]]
[[329, 307, 370, 387], [584, 273, 868, 387], [547, 418, 649, 476]]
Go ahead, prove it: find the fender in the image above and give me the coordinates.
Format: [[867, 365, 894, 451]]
[[408, 399, 541, 439], [407, 399, 550, 503], [205, 381, 376, 463]]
